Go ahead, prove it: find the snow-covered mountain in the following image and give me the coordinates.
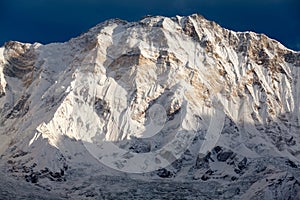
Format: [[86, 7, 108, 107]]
[[0, 14, 299, 199]]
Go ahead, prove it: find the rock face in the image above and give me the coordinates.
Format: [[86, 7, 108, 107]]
[[0, 14, 299, 199]]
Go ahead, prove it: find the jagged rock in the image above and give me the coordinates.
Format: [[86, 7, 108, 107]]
[[238, 157, 247, 170], [94, 98, 110, 118], [128, 139, 151, 153], [286, 160, 297, 168], [234, 168, 241, 174], [6, 94, 30, 119], [30, 173, 39, 183], [157, 168, 173, 178], [200, 175, 210, 181], [195, 155, 209, 169], [11, 150, 28, 158], [25, 172, 39, 183], [217, 151, 234, 162], [212, 146, 222, 154], [255, 163, 267, 173], [284, 52, 296, 63]]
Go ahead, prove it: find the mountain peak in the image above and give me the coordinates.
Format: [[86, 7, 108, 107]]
[[0, 14, 299, 199]]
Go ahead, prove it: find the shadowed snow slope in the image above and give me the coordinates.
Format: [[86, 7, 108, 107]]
[[0, 14, 300, 199]]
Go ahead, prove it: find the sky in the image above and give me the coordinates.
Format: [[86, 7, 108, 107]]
[[0, 0, 299, 50]]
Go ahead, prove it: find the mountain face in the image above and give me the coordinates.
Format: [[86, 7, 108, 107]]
[[0, 14, 300, 199]]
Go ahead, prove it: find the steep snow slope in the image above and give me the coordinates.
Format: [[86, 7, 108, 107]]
[[0, 14, 300, 199]]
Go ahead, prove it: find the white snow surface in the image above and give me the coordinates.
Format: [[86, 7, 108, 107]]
[[0, 14, 299, 199]]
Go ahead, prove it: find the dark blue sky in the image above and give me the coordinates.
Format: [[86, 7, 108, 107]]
[[1, 0, 300, 50]]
